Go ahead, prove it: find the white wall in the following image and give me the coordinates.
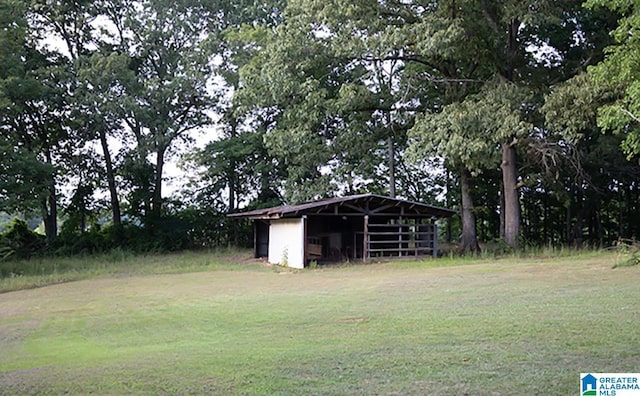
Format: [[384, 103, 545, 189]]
[[268, 218, 305, 269]]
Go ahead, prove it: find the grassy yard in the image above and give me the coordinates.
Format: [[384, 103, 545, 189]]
[[0, 251, 638, 395]]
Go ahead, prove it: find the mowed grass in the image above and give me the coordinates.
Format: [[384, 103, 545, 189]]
[[0, 251, 638, 395]]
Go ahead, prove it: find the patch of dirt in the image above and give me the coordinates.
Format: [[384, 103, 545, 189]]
[[0, 367, 53, 395], [338, 316, 369, 323], [0, 320, 40, 344]]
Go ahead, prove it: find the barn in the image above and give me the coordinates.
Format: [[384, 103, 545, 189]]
[[228, 193, 456, 269]]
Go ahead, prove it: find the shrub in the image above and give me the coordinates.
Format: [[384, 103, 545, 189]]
[[613, 238, 640, 268], [0, 219, 46, 260]]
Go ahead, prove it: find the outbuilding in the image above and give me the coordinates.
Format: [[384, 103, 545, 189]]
[[228, 193, 456, 269]]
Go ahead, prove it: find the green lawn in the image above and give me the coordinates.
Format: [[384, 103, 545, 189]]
[[0, 251, 638, 395]]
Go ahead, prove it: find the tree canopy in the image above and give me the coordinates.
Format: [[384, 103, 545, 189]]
[[1, 0, 639, 256]]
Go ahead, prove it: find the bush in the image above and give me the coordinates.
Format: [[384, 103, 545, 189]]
[[0, 219, 46, 260], [178, 207, 252, 248], [139, 215, 192, 252], [28, 207, 254, 258], [53, 215, 199, 256], [613, 238, 640, 268]]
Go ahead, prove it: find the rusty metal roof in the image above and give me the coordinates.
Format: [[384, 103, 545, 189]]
[[228, 193, 456, 219]]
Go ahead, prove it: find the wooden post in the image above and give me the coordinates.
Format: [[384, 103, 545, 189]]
[[253, 221, 258, 258], [302, 215, 308, 268], [363, 215, 369, 262], [433, 223, 438, 258], [398, 217, 403, 257], [353, 233, 357, 260], [414, 220, 418, 257]]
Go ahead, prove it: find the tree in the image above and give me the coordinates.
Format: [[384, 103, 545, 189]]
[[309, 0, 492, 251], [410, 96, 498, 253], [115, 0, 216, 219], [28, 0, 133, 228], [411, 1, 617, 249], [239, 0, 440, 203], [487, 1, 622, 248], [0, 0, 53, 213], [0, 0, 79, 242], [543, 72, 640, 245], [238, 20, 343, 201], [198, 11, 286, 213], [0, 140, 54, 215], [586, 0, 640, 158], [75, 51, 134, 226], [32, 0, 219, 222]]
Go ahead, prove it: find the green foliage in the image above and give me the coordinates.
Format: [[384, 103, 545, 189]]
[[410, 96, 497, 175], [0, 219, 46, 262], [0, 0, 59, 223], [0, 139, 54, 212], [614, 252, 640, 268], [177, 207, 252, 249], [612, 238, 640, 268], [49, 205, 253, 258], [239, 0, 450, 202], [586, 0, 640, 157], [53, 223, 127, 256], [1, 0, 638, 259], [543, 73, 604, 141], [53, 217, 194, 257]]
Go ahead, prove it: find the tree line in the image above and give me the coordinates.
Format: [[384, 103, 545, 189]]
[[1, 0, 639, 258]]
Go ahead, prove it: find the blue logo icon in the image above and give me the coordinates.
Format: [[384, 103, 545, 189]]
[[582, 373, 597, 396]]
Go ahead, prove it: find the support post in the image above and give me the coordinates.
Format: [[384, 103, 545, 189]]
[[398, 217, 403, 257], [433, 223, 438, 258], [363, 215, 369, 262], [253, 221, 258, 258], [302, 215, 308, 268]]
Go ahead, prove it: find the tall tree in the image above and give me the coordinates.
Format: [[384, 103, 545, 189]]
[[120, 0, 215, 218], [28, 0, 130, 227], [543, 71, 640, 245], [199, 8, 285, 212], [410, 95, 499, 253], [1, 0, 79, 242], [0, 0, 52, 212], [75, 51, 134, 226], [239, 0, 433, 202], [412, 1, 616, 249], [586, 0, 640, 158]]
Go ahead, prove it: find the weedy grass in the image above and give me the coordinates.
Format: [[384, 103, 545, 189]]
[[0, 248, 260, 293], [0, 251, 638, 395]]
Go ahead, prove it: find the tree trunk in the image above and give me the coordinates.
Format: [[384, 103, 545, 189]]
[[574, 186, 584, 248], [501, 142, 520, 249], [151, 146, 165, 218], [41, 147, 57, 243], [543, 191, 549, 244], [228, 173, 236, 213], [460, 166, 480, 253], [227, 118, 238, 213], [499, 182, 505, 240], [99, 129, 121, 225], [595, 199, 604, 247], [228, 165, 239, 246], [625, 186, 632, 238], [445, 166, 452, 243], [42, 187, 57, 244], [566, 199, 573, 245], [617, 187, 624, 239], [388, 136, 395, 198]]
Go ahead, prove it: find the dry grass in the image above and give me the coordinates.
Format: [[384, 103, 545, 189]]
[[0, 251, 638, 395]]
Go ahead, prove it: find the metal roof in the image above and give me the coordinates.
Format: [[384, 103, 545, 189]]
[[228, 193, 456, 219]]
